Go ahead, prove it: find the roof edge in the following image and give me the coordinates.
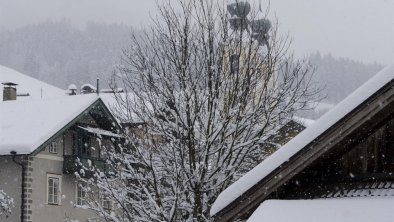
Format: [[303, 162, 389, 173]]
[[30, 98, 102, 156]]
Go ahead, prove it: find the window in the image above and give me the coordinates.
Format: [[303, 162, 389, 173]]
[[72, 133, 92, 157], [230, 54, 240, 74], [81, 135, 91, 157], [49, 141, 58, 154], [102, 198, 112, 211], [76, 182, 87, 206], [47, 174, 61, 205], [99, 190, 112, 211], [72, 132, 78, 155]]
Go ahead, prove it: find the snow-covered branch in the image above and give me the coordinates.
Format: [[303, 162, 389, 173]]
[[0, 190, 14, 218]]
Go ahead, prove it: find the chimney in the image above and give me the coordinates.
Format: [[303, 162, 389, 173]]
[[67, 84, 77, 95], [2, 82, 18, 101]]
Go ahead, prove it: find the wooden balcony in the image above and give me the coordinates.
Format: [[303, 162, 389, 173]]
[[63, 155, 107, 176]]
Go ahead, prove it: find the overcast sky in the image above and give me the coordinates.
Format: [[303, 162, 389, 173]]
[[1, 0, 393, 64]]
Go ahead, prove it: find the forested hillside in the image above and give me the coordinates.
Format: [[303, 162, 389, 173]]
[[0, 21, 384, 102], [0, 20, 131, 89], [309, 52, 383, 103]]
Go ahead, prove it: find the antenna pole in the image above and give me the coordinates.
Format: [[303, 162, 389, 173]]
[[96, 77, 99, 96]]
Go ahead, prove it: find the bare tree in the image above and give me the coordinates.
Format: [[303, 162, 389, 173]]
[[85, 0, 322, 221]]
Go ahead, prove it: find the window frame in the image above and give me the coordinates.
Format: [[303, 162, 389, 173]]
[[48, 141, 58, 154], [76, 181, 87, 206], [73, 133, 92, 157], [99, 189, 112, 211], [47, 174, 62, 205], [102, 198, 112, 211], [230, 54, 240, 74]]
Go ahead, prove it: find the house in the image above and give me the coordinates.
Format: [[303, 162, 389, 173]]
[[0, 65, 65, 101], [262, 117, 314, 150], [211, 64, 394, 221], [254, 117, 313, 163], [0, 90, 122, 222]]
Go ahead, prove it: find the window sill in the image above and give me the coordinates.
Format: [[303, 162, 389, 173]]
[[47, 203, 62, 206]]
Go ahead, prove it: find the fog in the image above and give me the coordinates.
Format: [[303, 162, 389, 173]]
[[0, 0, 156, 29], [1, 0, 393, 64]]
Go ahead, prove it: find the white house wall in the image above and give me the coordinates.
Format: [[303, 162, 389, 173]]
[[29, 156, 98, 222]]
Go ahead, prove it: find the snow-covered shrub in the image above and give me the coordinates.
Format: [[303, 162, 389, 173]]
[[0, 190, 14, 218]]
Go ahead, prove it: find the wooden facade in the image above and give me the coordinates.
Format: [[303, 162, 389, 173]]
[[279, 116, 394, 201]]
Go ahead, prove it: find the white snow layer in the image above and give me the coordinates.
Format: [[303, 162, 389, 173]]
[[292, 116, 315, 127], [313, 102, 335, 113], [247, 198, 394, 222], [99, 92, 142, 123], [0, 95, 99, 155], [210, 64, 394, 215], [0, 65, 64, 101]]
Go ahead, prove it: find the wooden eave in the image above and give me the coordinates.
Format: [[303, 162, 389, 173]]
[[214, 80, 394, 222]]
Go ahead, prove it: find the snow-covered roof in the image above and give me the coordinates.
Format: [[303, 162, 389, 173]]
[[81, 83, 97, 92], [99, 92, 141, 123], [0, 65, 64, 101], [247, 198, 394, 222], [313, 102, 335, 113], [0, 95, 100, 155], [68, 84, 77, 90], [292, 116, 315, 127], [210, 64, 394, 215]]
